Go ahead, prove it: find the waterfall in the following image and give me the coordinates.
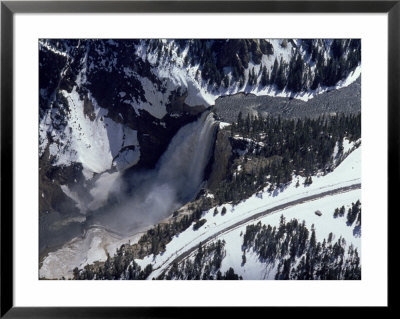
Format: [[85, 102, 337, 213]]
[[89, 111, 218, 234], [156, 111, 217, 202]]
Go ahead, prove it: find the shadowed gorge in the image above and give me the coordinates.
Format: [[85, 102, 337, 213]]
[[85, 112, 218, 235]]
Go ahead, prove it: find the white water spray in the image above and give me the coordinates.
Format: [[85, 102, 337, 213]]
[[156, 111, 217, 202]]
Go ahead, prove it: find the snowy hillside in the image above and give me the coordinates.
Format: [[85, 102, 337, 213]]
[[39, 38, 362, 280], [40, 38, 361, 177], [41, 143, 360, 280], [40, 87, 140, 173], [193, 189, 360, 280], [133, 144, 361, 279], [135, 39, 361, 105]]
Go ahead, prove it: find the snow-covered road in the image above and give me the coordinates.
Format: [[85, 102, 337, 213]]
[[149, 183, 361, 279]]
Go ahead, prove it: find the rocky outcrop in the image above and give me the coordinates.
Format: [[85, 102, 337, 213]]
[[166, 89, 207, 116], [207, 129, 232, 192], [133, 108, 203, 170]]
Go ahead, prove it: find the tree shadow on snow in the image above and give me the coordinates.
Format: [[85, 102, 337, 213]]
[[353, 225, 361, 238], [272, 183, 290, 198]]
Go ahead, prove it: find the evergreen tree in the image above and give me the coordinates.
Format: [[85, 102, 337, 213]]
[[221, 206, 227, 216], [261, 66, 269, 86], [275, 58, 287, 90], [271, 58, 279, 84], [213, 208, 218, 216], [242, 252, 247, 265]]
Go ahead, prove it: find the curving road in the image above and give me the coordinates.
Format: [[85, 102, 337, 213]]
[[152, 182, 361, 279]]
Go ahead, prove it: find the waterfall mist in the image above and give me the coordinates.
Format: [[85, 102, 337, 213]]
[[86, 112, 218, 235]]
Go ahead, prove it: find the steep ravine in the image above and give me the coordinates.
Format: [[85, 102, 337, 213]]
[[39, 94, 208, 256], [40, 111, 219, 278]]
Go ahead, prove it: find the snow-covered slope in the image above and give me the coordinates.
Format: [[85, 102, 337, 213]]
[[40, 140, 361, 280], [136, 39, 361, 106], [40, 39, 361, 178], [135, 144, 361, 279], [217, 189, 360, 279], [40, 88, 140, 173], [39, 227, 146, 280]]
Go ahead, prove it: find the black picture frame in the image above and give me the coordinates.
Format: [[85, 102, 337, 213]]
[[1, 0, 395, 317]]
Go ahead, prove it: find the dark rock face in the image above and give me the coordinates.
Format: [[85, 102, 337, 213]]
[[207, 129, 232, 192], [133, 108, 203, 170], [39, 46, 67, 116], [39, 144, 84, 215], [259, 39, 274, 55], [213, 76, 361, 123], [39, 144, 87, 254], [166, 89, 207, 115]]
